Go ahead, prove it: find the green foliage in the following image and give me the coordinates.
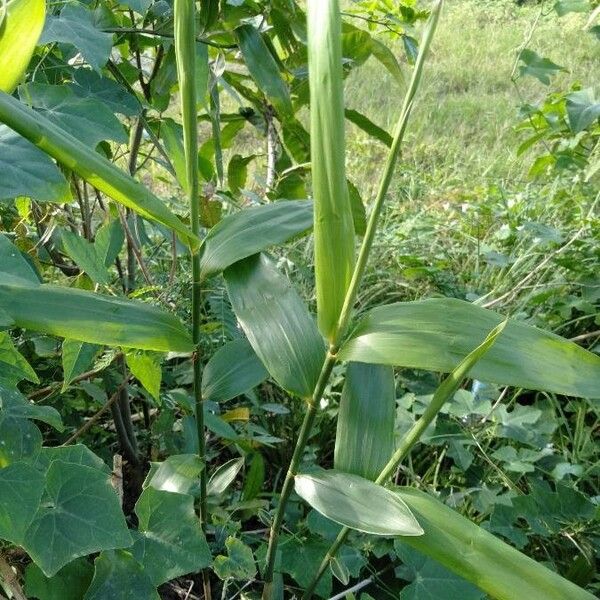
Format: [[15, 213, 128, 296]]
[[0, 0, 597, 597]]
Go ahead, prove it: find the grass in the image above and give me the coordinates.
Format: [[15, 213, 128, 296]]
[[345, 0, 599, 184]]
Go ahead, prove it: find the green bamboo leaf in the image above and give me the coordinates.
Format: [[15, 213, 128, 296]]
[[198, 0, 219, 33], [308, 0, 356, 340], [235, 24, 292, 118], [345, 109, 393, 147], [224, 253, 325, 399], [0, 91, 199, 249], [202, 338, 269, 403], [0, 0, 45, 93], [199, 200, 313, 279], [396, 487, 595, 600], [371, 38, 405, 88], [339, 298, 600, 399], [334, 362, 395, 481], [207, 457, 244, 497], [294, 470, 423, 536], [0, 283, 193, 352]]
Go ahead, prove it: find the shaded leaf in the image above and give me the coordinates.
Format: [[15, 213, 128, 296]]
[[235, 24, 292, 117], [214, 536, 256, 581], [202, 338, 268, 403], [24, 558, 94, 600], [40, 4, 112, 71], [517, 49, 564, 85], [224, 253, 325, 399], [132, 488, 211, 585], [84, 551, 159, 600], [335, 362, 395, 480], [566, 88, 600, 133], [61, 340, 99, 391], [0, 125, 70, 203], [61, 230, 111, 285]]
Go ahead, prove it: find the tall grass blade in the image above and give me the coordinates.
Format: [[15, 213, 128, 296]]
[[308, 0, 356, 341], [0, 0, 45, 93]]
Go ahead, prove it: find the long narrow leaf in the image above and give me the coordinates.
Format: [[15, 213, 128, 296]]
[[0, 283, 192, 352], [308, 0, 356, 341], [295, 470, 423, 536], [224, 253, 325, 399], [339, 298, 600, 398], [0, 91, 198, 249], [199, 200, 313, 279], [397, 487, 595, 600], [0, 0, 45, 93], [235, 24, 292, 118], [334, 362, 395, 480]]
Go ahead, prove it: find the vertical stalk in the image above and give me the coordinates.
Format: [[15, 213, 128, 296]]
[[173, 0, 208, 530], [261, 3, 443, 596]]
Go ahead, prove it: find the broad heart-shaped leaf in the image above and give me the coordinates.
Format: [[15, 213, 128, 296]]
[[0, 91, 198, 249], [61, 339, 99, 391], [0, 233, 41, 284], [294, 471, 423, 536], [0, 386, 63, 431], [517, 49, 565, 85], [334, 362, 395, 481], [339, 298, 600, 399], [84, 551, 159, 600], [566, 88, 600, 134], [0, 125, 70, 203], [235, 24, 292, 118], [131, 488, 211, 585], [61, 230, 111, 285], [224, 254, 325, 399], [19, 84, 127, 147], [0, 462, 45, 544], [23, 461, 132, 577], [0, 283, 193, 352], [0, 331, 38, 386], [68, 69, 140, 117], [24, 558, 94, 600], [199, 200, 313, 280], [308, 0, 356, 341], [396, 487, 595, 600], [143, 454, 203, 496], [214, 536, 256, 581], [202, 338, 269, 403], [40, 4, 112, 72], [0, 416, 42, 466], [34, 445, 110, 474], [125, 350, 163, 400], [395, 545, 484, 600], [0, 0, 46, 93]]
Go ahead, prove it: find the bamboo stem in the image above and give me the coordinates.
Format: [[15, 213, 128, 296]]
[[261, 3, 443, 597]]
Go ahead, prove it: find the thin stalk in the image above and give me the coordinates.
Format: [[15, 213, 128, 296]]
[[262, 4, 443, 596], [173, 0, 208, 535]]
